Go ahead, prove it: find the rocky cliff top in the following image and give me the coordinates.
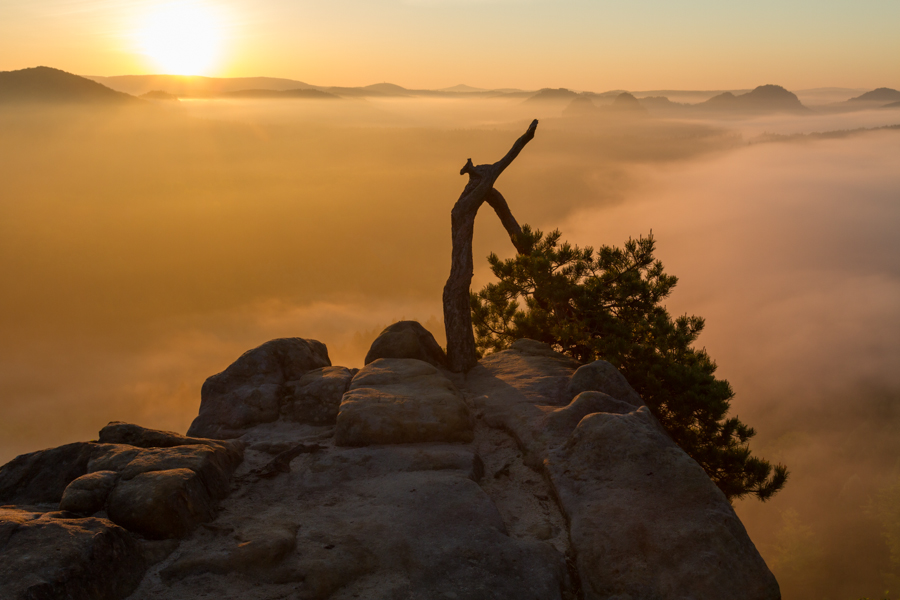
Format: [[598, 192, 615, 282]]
[[0, 321, 780, 600]]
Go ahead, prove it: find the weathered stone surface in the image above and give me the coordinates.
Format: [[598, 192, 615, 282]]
[[542, 391, 635, 439], [107, 468, 218, 539], [546, 406, 780, 600], [466, 340, 580, 465], [566, 359, 644, 407], [335, 358, 473, 446], [282, 366, 353, 425], [364, 320, 449, 368], [99, 421, 237, 451], [188, 337, 331, 438], [0, 442, 94, 504], [160, 526, 299, 582], [128, 444, 571, 600], [59, 470, 118, 515], [0, 507, 147, 600], [89, 443, 240, 500]]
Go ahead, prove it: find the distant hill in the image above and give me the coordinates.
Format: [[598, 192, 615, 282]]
[[608, 92, 648, 115], [638, 96, 686, 112], [89, 74, 317, 97], [882, 100, 900, 109], [439, 84, 486, 93], [363, 83, 411, 96], [848, 88, 900, 103], [525, 88, 579, 103], [0, 66, 137, 104], [140, 90, 178, 101], [562, 96, 598, 117], [700, 84, 808, 113], [221, 88, 341, 100]]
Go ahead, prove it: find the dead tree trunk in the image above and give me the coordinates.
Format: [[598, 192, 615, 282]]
[[443, 119, 538, 372]]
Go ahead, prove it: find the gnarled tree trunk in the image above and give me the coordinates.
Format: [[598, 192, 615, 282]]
[[443, 120, 538, 372]]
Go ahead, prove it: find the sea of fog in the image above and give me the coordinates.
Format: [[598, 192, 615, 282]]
[[1, 97, 899, 599]]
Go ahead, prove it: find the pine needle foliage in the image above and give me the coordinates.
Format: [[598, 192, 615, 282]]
[[471, 225, 788, 502]]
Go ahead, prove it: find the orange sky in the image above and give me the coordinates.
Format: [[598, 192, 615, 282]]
[[2, 0, 899, 91]]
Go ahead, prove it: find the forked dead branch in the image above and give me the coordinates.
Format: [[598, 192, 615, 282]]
[[443, 119, 538, 372]]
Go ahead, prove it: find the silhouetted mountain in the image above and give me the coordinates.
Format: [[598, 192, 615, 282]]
[[0, 67, 137, 104], [562, 95, 598, 117], [848, 88, 900, 103], [221, 88, 340, 100], [882, 100, 900, 109], [699, 85, 808, 114], [638, 96, 687, 113], [609, 92, 648, 115], [364, 83, 411, 96], [140, 90, 178, 101], [525, 88, 579, 103], [439, 84, 486, 93], [89, 74, 316, 97]]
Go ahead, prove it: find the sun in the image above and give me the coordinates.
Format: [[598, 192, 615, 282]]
[[137, 3, 225, 76]]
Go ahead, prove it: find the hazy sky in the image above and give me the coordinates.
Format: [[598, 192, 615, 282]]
[[2, 0, 899, 90]]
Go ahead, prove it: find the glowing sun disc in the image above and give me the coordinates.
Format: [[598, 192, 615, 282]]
[[138, 3, 224, 76]]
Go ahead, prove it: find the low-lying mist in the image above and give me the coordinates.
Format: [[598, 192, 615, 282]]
[[1, 95, 898, 599]]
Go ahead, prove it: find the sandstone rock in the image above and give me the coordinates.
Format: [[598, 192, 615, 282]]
[[0, 507, 146, 600], [543, 391, 635, 439], [160, 525, 298, 582], [466, 340, 580, 465], [364, 320, 449, 368], [188, 337, 331, 438], [107, 468, 218, 539], [282, 366, 353, 425], [546, 406, 780, 600], [99, 421, 240, 452], [566, 359, 644, 407], [129, 444, 571, 600], [0, 442, 94, 504], [89, 443, 240, 500], [59, 470, 118, 515], [335, 358, 472, 446]]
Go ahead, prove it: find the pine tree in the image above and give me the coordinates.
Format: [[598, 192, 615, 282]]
[[471, 225, 788, 502]]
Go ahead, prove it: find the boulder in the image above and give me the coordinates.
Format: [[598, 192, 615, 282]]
[[99, 421, 240, 452], [0, 507, 147, 600], [89, 443, 240, 499], [335, 358, 472, 446], [546, 406, 780, 600], [0, 442, 94, 504], [566, 359, 644, 407], [59, 470, 118, 515], [364, 320, 449, 368], [188, 337, 331, 438], [282, 366, 353, 425], [543, 391, 635, 439], [107, 468, 218, 539]]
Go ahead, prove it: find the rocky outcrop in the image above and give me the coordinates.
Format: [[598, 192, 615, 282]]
[[468, 340, 779, 600], [281, 366, 353, 425], [335, 358, 473, 445], [547, 406, 780, 599], [0, 422, 244, 597], [0, 442, 95, 504], [188, 337, 331, 438], [363, 320, 449, 368], [0, 508, 148, 600], [0, 329, 780, 599]]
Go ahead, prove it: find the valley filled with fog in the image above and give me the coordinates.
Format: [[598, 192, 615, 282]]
[[1, 92, 899, 598]]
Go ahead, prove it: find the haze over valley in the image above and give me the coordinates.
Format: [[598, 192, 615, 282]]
[[1, 62, 900, 599]]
